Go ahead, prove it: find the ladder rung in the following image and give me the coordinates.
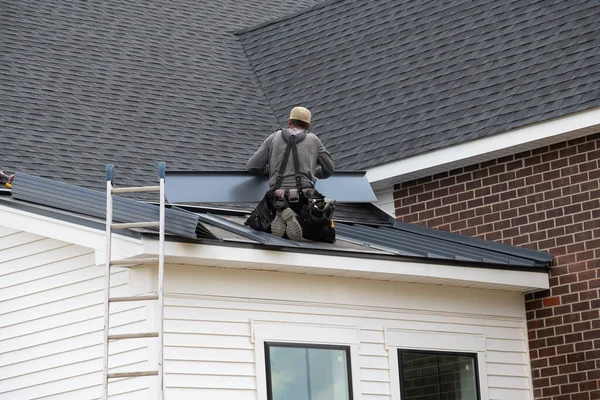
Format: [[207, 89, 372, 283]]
[[109, 295, 159, 303], [110, 258, 159, 267], [108, 332, 159, 340], [111, 221, 160, 229], [112, 186, 160, 194], [107, 370, 159, 379]]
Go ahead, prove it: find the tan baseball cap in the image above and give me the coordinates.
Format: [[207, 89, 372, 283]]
[[289, 106, 311, 124]]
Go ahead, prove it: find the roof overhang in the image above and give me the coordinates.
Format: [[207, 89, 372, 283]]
[[0, 202, 549, 293], [367, 107, 600, 190], [142, 238, 549, 292]]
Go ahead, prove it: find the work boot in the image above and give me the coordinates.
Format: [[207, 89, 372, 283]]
[[271, 209, 286, 237], [282, 208, 303, 241]]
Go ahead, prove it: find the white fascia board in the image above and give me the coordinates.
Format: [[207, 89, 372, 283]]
[[367, 107, 600, 189], [143, 239, 549, 292], [0, 204, 143, 256]]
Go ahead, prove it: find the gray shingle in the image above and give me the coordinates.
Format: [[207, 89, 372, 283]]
[[238, 0, 600, 169], [1, 0, 321, 190]]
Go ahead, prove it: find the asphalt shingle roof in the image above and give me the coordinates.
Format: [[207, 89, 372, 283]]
[[238, 0, 600, 169], [3, 0, 600, 187], [1, 0, 320, 189]]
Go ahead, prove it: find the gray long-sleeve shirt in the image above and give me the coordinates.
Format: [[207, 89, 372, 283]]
[[246, 128, 335, 189]]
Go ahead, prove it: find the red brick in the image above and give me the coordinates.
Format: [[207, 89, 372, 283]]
[[556, 324, 573, 335], [565, 332, 583, 344], [577, 360, 596, 371], [552, 285, 570, 296], [577, 342, 594, 352], [568, 371, 588, 382], [580, 380, 599, 391], [574, 321, 592, 331], [538, 327, 555, 338], [557, 343, 575, 355], [572, 172, 589, 184], [571, 281, 590, 292], [551, 374, 569, 385], [561, 383, 580, 393], [507, 159, 523, 171], [584, 329, 600, 340], [554, 304, 572, 315], [563, 313, 581, 324], [548, 334, 566, 347], [543, 296, 561, 307], [541, 366, 559, 377], [573, 301, 591, 312], [549, 354, 566, 366], [543, 386, 561, 397], [560, 274, 578, 285], [581, 290, 599, 301], [534, 377, 550, 389]]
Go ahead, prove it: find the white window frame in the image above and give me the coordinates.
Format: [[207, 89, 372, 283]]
[[252, 320, 361, 400], [385, 328, 489, 400]]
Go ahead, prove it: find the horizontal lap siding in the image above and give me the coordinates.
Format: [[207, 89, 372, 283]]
[[0, 227, 150, 399], [164, 288, 531, 400]]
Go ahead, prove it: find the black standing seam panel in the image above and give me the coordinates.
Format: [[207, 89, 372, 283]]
[[335, 222, 539, 266], [11, 173, 206, 239]]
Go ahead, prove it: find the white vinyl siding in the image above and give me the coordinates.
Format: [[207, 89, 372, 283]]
[[161, 266, 533, 400], [0, 227, 152, 399], [1, 225, 533, 400], [373, 187, 395, 218]]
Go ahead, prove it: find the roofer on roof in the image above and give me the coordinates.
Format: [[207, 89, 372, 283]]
[[246, 106, 335, 241]]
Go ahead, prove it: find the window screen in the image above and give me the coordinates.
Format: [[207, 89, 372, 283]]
[[265, 343, 353, 400], [398, 350, 480, 400]]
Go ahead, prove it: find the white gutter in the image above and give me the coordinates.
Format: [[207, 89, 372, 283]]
[[366, 107, 600, 190]]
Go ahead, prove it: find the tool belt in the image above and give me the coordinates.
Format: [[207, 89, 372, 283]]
[[271, 187, 321, 209]]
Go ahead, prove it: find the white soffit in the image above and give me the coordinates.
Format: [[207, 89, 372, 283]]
[[367, 107, 600, 189]]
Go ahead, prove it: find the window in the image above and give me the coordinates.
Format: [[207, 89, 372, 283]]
[[398, 350, 480, 400], [265, 342, 353, 400]]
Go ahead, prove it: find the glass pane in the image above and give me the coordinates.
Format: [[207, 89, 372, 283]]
[[401, 352, 478, 400], [269, 347, 309, 400], [402, 353, 441, 400], [438, 355, 477, 400], [269, 346, 350, 400]]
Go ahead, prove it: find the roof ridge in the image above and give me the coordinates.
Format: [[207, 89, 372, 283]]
[[234, 0, 346, 35]]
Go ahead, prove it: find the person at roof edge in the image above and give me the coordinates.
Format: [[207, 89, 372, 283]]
[[246, 106, 335, 241]]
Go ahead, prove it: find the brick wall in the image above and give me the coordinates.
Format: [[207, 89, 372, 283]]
[[394, 133, 600, 400]]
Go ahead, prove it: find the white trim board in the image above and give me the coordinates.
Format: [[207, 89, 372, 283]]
[[144, 239, 550, 292], [366, 107, 600, 190]]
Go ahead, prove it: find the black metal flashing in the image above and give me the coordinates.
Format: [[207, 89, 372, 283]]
[[335, 222, 551, 268], [10, 173, 212, 240], [164, 170, 377, 203]]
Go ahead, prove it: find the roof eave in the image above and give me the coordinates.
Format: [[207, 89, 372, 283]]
[[367, 106, 600, 190], [140, 236, 549, 293]]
